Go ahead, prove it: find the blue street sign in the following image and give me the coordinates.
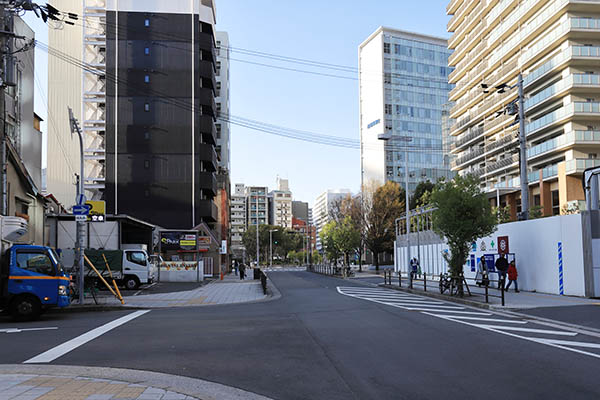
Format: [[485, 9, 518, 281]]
[[73, 204, 91, 216]]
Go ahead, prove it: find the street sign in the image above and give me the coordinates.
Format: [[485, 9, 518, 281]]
[[498, 236, 510, 255], [73, 205, 91, 216], [75, 215, 87, 222], [76, 194, 87, 206], [85, 200, 106, 222]]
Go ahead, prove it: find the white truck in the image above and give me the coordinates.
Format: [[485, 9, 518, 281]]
[[63, 247, 153, 290]]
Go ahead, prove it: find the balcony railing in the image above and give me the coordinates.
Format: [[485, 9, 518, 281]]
[[453, 125, 484, 149], [454, 146, 485, 168], [486, 154, 519, 174], [485, 134, 516, 153], [528, 130, 600, 158], [528, 164, 559, 183], [566, 158, 600, 174]]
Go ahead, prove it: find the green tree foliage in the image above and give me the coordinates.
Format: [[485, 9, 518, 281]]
[[364, 181, 405, 271], [430, 174, 498, 283], [321, 220, 342, 264], [492, 205, 512, 223], [409, 180, 435, 209], [529, 205, 543, 219], [242, 225, 304, 265]]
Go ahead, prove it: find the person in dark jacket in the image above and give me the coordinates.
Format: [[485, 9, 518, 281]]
[[239, 263, 246, 280], [505, 260, 519, 292], [495, 254, 509, 288]]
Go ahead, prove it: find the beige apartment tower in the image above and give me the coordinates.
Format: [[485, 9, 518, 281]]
[[448, 0, 600, 218]]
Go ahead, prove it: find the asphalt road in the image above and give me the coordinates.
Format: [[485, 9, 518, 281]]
[[1, 271, 599, 400]]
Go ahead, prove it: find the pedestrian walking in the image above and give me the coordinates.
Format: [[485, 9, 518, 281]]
[[505, 260, 519, 292], [495, 254, 509, 289], [239, 263, 246, 280], [476, 257, 489, 287], [410, 258, 418, 280], [233, 260, 238, 276]]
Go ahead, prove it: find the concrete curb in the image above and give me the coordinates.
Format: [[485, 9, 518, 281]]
[[0, 364, 274, 400]]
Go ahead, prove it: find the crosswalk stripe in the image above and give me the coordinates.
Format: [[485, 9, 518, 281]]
[[384, 302, 464, 309], [404, 308, 491, 315], [445, 316, 528, 324], [535, 339, 600, 349], [337, 286, 600, 360], [476, 325, 578, 336]]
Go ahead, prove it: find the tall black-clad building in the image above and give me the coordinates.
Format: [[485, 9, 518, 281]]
[[105, 1, 218, 229]]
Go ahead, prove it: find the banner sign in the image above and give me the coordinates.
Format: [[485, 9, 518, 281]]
[[160, 232, 198, 251]]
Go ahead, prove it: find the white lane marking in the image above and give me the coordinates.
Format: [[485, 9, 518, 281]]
[[0, 327, 58, 334], [476, 325, 578, 336], [405, 308, 492, 315], [422, 312, 600, 360], [385, 302, 465, 310], [445, 316, 527, 324], [23, 310, 150, 364], [536, 339, 600, 349]]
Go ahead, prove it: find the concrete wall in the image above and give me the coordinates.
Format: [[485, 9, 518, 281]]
[[395, 214, 589, 297]]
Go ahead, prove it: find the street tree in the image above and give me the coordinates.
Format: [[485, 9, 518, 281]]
[[321, 220, 341, 265], [409, 180, 435, 209], [430, 174, 497, 293], [364, 180, 405, 271], [332, 216, 361, 268]]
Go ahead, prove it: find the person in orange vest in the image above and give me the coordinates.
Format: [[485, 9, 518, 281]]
[[505, 260, 519, 292]]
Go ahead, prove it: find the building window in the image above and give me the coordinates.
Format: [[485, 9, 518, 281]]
[[144, 132, 150, 140], [385, 104, 392, 115], [144, 75, 150, 83], [551, 190, 560, 215], [144, 47, 150, 55], [144, 103, 150, 112], [383, 42, 390, 54], [144, 18, 150, 27], [144, 160, 150, 169], [216, 124, 221, 139], [216, 61, 221, 76]]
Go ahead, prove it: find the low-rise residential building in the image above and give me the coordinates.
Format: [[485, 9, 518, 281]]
[[269, 178, 292, 228]]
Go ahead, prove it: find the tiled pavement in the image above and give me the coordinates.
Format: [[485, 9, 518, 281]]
[[1, 374, 195, 400], [122, 273, 267, 308]]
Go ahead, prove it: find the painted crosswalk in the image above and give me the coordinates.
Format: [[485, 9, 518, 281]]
[[337, 286, 600, 360]]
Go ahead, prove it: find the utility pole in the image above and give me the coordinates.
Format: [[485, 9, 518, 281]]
[[269, 229, 277, 268], [68, 108, 86, 305], [255, 193, 259, 268], [405, 147, 411, 286], [0, 3, 8, 216], [518, 73, 529, 220]]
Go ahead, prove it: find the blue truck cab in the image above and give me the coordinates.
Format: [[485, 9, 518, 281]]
[[0, 244, 70, 320]]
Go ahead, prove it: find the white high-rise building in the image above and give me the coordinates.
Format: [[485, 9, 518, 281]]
[[359, 27, 454, 193], [246, 186, 269, 227], [269, 178, 292, 228], [313, 189, 351, 251], [230, 183, 246, 260]]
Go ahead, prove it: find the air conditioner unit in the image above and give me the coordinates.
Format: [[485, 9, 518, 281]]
[[1, 216, 28, 242]]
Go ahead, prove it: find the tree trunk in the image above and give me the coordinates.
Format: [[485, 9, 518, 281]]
[[374, 252, 380, 272], [358, 249, 363, 273]]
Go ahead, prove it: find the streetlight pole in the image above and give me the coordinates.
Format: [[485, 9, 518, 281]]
[[517, 73, 529, 220], [378, 133, 412, 281], [68, 107, 86, 305], [255, 193, 259, 268], [269, 229, 278, 268]]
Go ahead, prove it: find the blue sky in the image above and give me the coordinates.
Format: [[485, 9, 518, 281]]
[[25, 0, 451, 207]]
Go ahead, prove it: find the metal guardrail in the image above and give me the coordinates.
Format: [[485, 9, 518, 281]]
[[382, 270, 507, 306]]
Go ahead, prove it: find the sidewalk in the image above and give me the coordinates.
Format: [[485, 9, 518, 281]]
[[379, 274, 599, 310], [0, 365, 272, 400], [67, 273, 269, 309]]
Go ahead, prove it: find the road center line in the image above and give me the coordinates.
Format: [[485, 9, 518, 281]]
[[23, 310, 150, 364]]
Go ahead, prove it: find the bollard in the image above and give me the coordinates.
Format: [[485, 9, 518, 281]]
[[485, 279, 489, 303], [424, 272, 427, 292], [501, 277, 505, 306], [399, 271, 402, 287]]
